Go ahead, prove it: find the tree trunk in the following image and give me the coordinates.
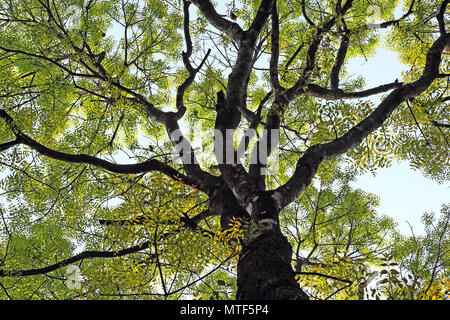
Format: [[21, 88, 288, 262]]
[[213, 186, 309, 300], [236, 223, 309, 300]]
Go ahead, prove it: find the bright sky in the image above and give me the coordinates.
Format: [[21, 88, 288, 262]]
[[346, 38, 449, 236], [352, 161, 449, 236]]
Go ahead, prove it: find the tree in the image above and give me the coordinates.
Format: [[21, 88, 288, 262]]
[[0, 0, 448, 300]]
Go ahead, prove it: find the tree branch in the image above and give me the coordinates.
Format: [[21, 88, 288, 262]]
[[275, 31, 450, 210], [301, 0, 315, 26], [178, 1, 211, 115], [366, 0, 416, 30], [0, 241, 153, 277], [437, 0, 449, 35], [0, 109, 205, 190], [188, 0, 244, 43], [269, 1, 280, 92], [431, 120, 450, 128], [0, 137, 21, 152], [330, 33, 350, 90], [305, 81, 403, 100], [213, 0, 276, 205]]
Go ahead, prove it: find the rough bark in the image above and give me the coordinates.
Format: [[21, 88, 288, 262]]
[[229, 193, 309, 300], [236, 219, 309, 300]]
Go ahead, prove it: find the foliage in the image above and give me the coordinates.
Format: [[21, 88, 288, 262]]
[[0, 0, 448, 300]]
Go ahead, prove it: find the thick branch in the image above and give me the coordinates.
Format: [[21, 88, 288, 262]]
[[269, 1, 280, 92], [247, 0, 276, 40], [305, 81, 403, 100], [248, 2, 283, 185], [0, 138, 21, 152], [213, 0, 275, 205], [437, 0, 449, 35], [158, 1, 217, 189], [189, 0, 244, 43], [0, 109, 206, 190], [275, 32, 450, 210], [330, 34, 350, 90], [222, 0, 275, 128]]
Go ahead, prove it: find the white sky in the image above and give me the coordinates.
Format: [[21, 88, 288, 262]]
[[352, 161, 449, 236]]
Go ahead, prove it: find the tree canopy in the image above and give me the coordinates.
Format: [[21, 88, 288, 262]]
[[0, 0, 448, 300]]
